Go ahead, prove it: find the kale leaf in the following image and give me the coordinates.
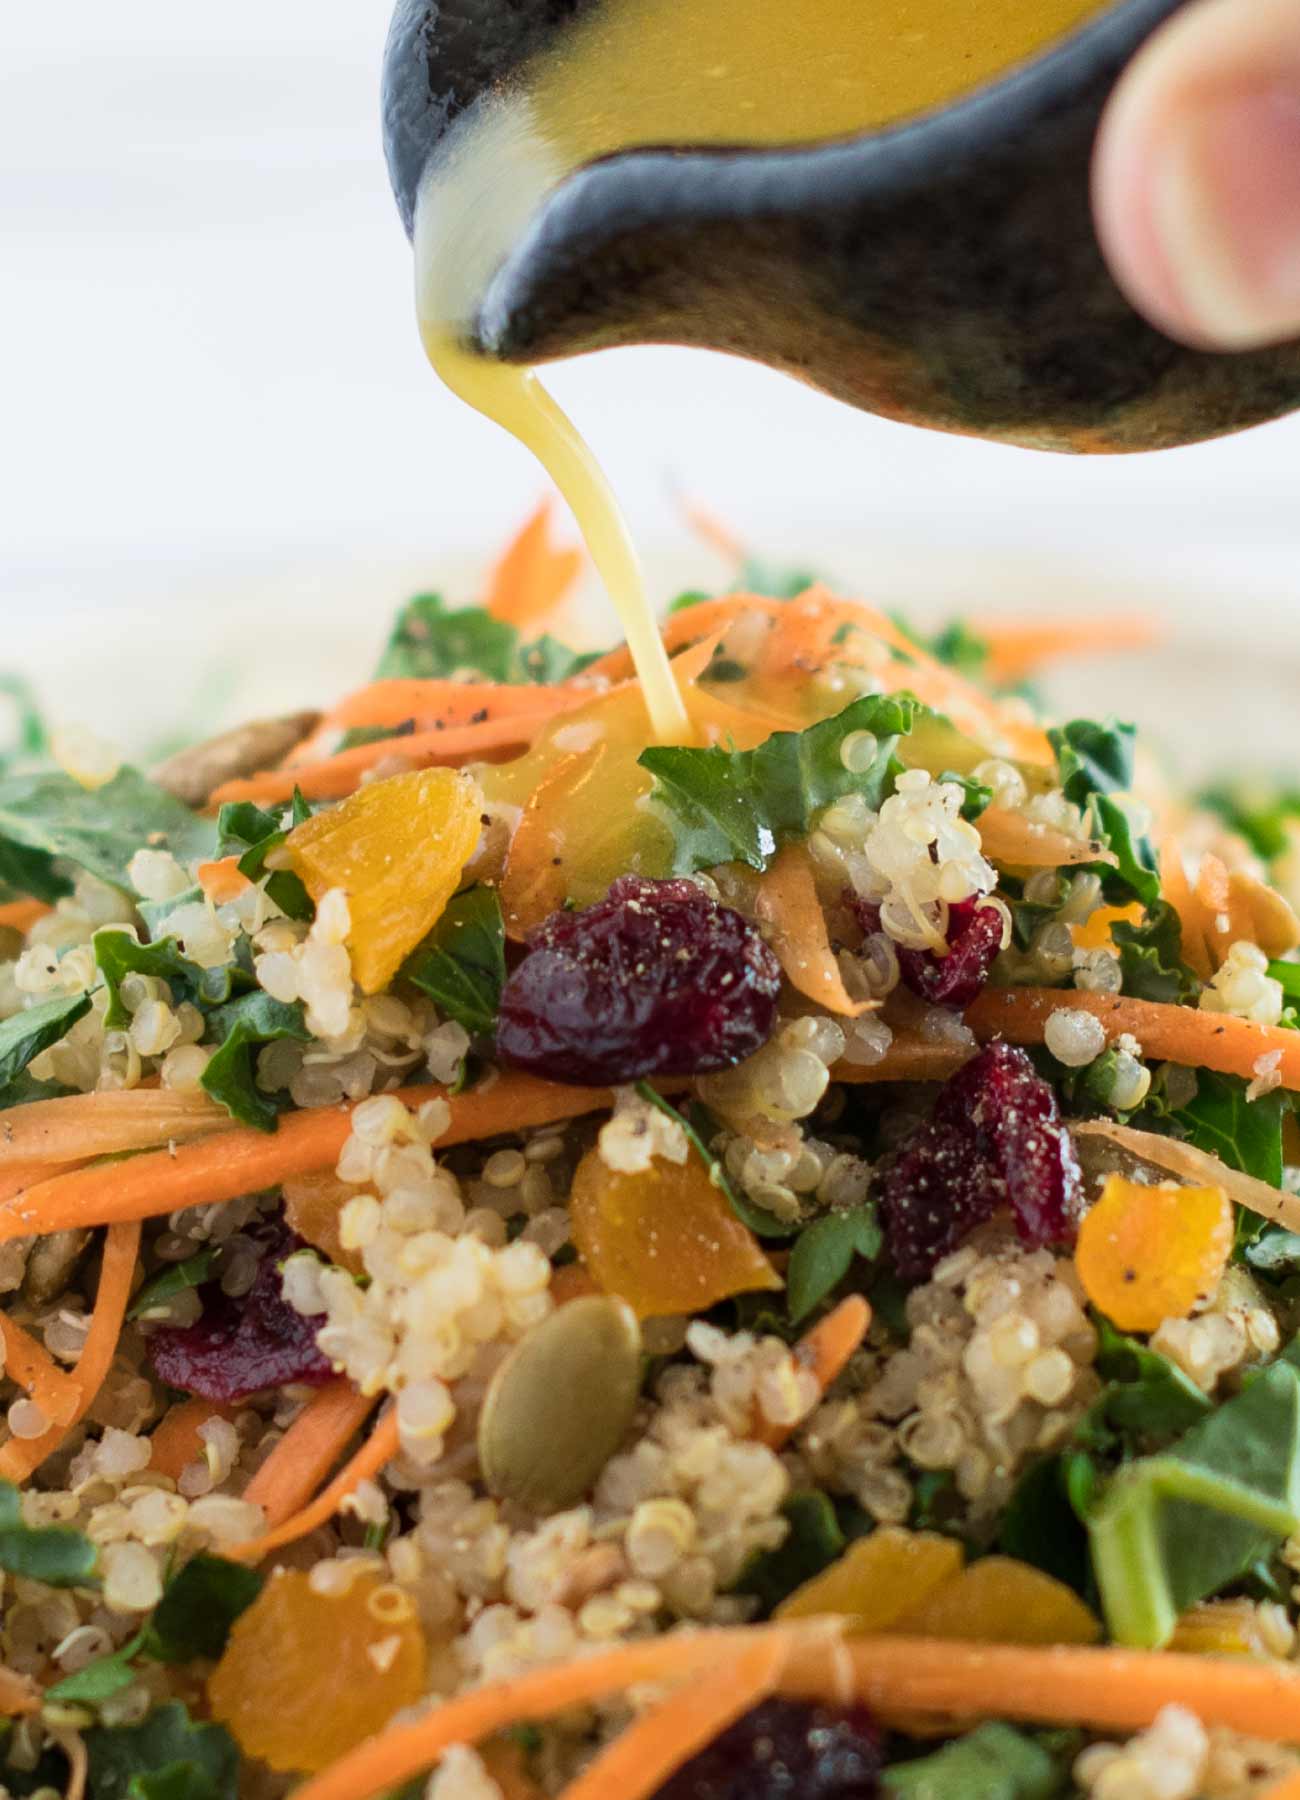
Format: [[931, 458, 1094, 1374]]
[[1173, 1070, 1285, 1187], [127, 1250, 218, 1322], [0, 767, 214, 902], [0, 991, 91, 1091], [143, 1554, 263, 1663], [639, 693, 919, 875], [215, 793, 313, 922], [1089, 1350, 1300, 1645], [199, 992, 310, 1131], [1047, 718, 1159, 905], [94, 929, 251, 1030], [883, 1723, 1075, 1798], [786, 1205, 881, 1325], [736, 1491, 849, 1616], [404, 887, 506, 1038], [0, 1479, 98, 1588], [375, 594, 598, 686], [1110, 902, 1200, 1004], [84, 1703, 238, 1800]]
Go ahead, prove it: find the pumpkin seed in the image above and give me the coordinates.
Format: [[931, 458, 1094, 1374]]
[[479, 1295, 642, 1512]]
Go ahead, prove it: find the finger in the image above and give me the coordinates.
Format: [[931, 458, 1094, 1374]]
[[1092, 0, 1300, 350]]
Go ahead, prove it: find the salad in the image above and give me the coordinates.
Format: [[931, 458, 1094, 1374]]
[[2, 513, 1300, 1800]]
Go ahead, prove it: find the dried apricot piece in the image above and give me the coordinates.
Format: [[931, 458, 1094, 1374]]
[[208, 1567, 426, 1773], [1170, 1599, 1282, 1658], [569, 1144, 780, 1319], [286, 767, 482, 993], [282, 1171, 366, 1276], [776, 1526, 963, 1628], [1075, 1173, 1233, 1333], [1071, 903, 1144, 952], [892, 1555, 1101, 1646]]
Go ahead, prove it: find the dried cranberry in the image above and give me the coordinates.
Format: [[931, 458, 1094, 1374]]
[[496, 875, 781, 1085], [849, 893, 1002, 1009], [651, 1698, 881, 1799], [881, 1042, 1083, 1278], [148, 1227, 333, 1402]]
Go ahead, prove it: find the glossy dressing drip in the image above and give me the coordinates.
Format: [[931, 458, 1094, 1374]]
[[415, 0, 1108, 734]]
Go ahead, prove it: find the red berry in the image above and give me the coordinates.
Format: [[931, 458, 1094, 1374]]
[[497, 876, 781, 1085], [148, 1227, 332, 1402], [881, 1043, 1083, 1277], [651, 1698, 881, 1799], [849, 892, 1002, 1009]]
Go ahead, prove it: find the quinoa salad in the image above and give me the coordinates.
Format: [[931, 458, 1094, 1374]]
[[4, 529, 1300, 1800]]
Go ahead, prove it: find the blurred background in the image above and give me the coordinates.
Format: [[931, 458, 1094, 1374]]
[[3, 1, 1298, 770]]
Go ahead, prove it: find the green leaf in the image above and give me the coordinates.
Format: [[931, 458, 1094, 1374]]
[[1090, 793, 1160, 906], [215, 797, 313, 922], [374, 594, 599, 688], [85, 1703, 238, 1800], [1089, 1352, 1300, 1645], [0, 767, 214, 902], [882, 1722, 1072, 1798], [0, 673, 49, 765], [138, 885, 203, 938], [937, 769, 993, 822], [142, 1555, 263, 1663], [997, 1455, 1093, 1598], [1198, 780, 1300, 865], [199, 993, 310, 1131], [1078, 1317, 1211, 1452], [668, 589, 712, 614], [127, 1250, 217, 1322], [0, 1482, 98, 1588], [1047, 719, 1159, 905], [1245, 1226, 1300, 1279], [404, 887, 506, 1038], [736, 1491, 846, 1615], [1173, 1070, 1285, 1187], [639, 693, 920, 876], [634, 1084, 799, 1240], [48, 1631, 145, 1705], [0, 991, 91, 1089], [93, 929, 250, 1031], [1111, 902, 1200, 1004], [737, 557, 822, 600], [786, 1205, 881, 1325]]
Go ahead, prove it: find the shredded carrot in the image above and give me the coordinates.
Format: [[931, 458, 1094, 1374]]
[[0, 900, 49, 934], [965, 987, 1300, 1091], [0, 1161, 79, 1206], [228, 1409, 399, 1563], [833, 1036, 974, 1086], [0, 1220, 141, 1482], [681, 497, 745, 562], [241, 1379, 378, 1528], [198, 857, 252, 904], [1194, 852, 1235, 967], [0, 1074, 613, 1243], [149, 1396, 238, 1483], [289, 678, 587, 763], [484, 497, 584, 629], [559, 1635, 786, 1800], [212, 712, 559, 807], [1159, 835, 1213, 980], [0, 1314, 82, 1428], [289, 1627, 1300, 1800], [0, 1086, 233, 1170], [0, 1666, 40, 1717], [756, 846, 870, 1017], [977, 807, 1118, 870], [755, 1296, 871, 1451], [969, 613, 1160, 685], [1262, 1772, 1300, 1800]]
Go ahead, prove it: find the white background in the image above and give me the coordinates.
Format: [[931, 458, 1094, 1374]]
[[2, 2, 1298, 765]]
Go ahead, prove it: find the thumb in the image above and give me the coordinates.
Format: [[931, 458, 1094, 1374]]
[[1093, 0, 1300, 349]]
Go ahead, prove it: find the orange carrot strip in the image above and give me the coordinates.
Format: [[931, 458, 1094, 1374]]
[[197, 857, 252, 904], [755, 1296, 871, 1451], [291, 678, 586, 762], [0, 1314, 82, 1427], [1195, 852, 1236, 965], [0, 1076, 612, 1242], [241, 1379, 378, 1528], [558, 1636, 786, 1800], [0, 900, 50, 934], [580, 594, 788, 684], [484, 498, 583, 629], [0, 1161, 80, 1205], [977, 807, 1117, 870], [0, 1220, 141, 1482], [1262, 1772, 1300, 1800], [833, 1037, 974, 1086], [0, 1087, 233, 1168], [212, 713, 557, 807], [290, 1629, 1300, 1800], [966, 987, 1300, 1089], [0, 1666, 40, 1717], [1159, 836, 1212, 981], [228, 1409, 399, 1562], [756, 846, 870, 1017], [149, 1396, 238, 1483], [969, 614, 1160, 685]]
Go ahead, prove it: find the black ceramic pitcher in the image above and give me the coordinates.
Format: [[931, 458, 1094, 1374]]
[[382, 0, 1300, 452]]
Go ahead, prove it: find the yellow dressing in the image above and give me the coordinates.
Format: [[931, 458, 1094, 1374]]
[[416, 0, 1108, 732]]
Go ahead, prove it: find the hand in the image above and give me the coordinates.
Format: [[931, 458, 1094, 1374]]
[[1093, 0, 1300, 348]]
